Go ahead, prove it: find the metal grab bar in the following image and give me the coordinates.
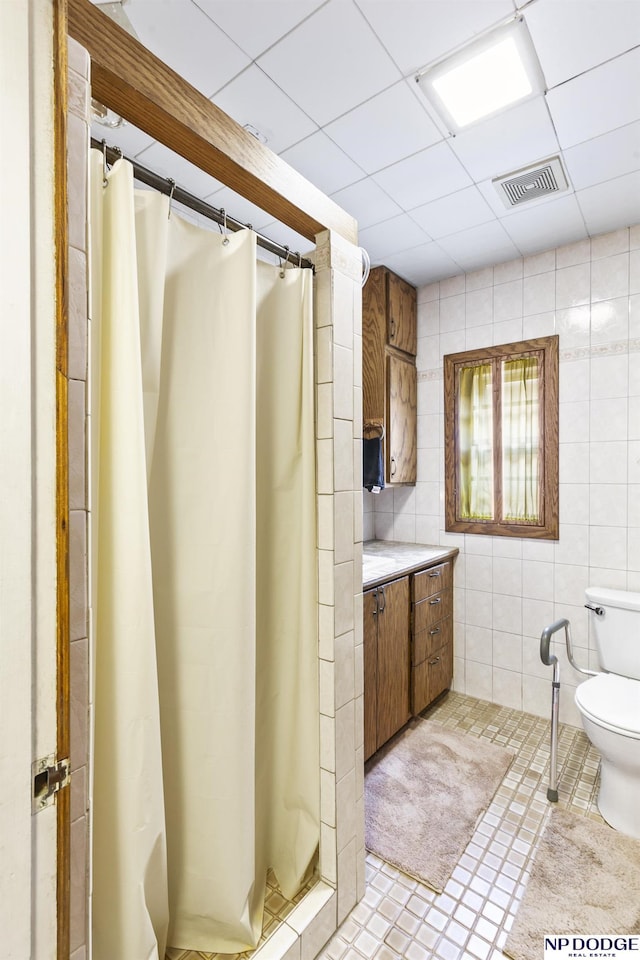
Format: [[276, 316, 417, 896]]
[[540, 619, 566, 803], [540, 618, 600, 803]]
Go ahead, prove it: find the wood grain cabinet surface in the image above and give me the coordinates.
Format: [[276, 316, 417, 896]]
[[364, 576, 411, 761], [411, 561, 454, 715], [363, 557, 455, 761], [363, 265, 417, 486]]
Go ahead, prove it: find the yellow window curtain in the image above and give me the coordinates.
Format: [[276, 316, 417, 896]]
[[502, 356, 540, 523], [458, 363, 493, 520]]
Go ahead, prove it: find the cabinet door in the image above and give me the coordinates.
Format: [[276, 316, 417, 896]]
[[363, 588, 379, 762], [376, 577, 410, 748], [362, 267, 386, 424], [387, 354, 417, 484], [387, 271, 417, 355]]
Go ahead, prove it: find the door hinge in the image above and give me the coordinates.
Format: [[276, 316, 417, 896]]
[[32, 754, 70, 813]]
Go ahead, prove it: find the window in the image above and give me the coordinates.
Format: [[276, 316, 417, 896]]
[[444, 336, 558, 539]]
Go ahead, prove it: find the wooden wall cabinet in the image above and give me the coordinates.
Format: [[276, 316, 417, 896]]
[[364, 577, 411, 761], [411, 561, 454, 716], [363, 266, 417, 485]]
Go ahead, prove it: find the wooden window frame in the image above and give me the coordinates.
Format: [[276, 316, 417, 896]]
[[444, 335, 559, 539]]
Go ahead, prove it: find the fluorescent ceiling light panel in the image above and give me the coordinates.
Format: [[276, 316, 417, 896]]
[[417, 18, 545, 134]]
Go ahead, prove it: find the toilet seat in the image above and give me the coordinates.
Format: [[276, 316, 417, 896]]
[[575, 673, 640, 739]]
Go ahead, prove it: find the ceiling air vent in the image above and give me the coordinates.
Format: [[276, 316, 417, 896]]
[[493, 156, 569, 209]]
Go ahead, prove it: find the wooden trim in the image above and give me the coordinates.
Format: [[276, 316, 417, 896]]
[[67, 0, 357, 246], [444, 336, 559, 540], [54, 1, 71, 956]]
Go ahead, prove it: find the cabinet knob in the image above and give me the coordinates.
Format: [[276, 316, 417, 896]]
[[429, 626, 441, 636], [390, 457, 396, 477], [390, 317, 396, 340], [428, 570, 441, 578], [429, 656, 441, 665], [429, 597, 441, 606]]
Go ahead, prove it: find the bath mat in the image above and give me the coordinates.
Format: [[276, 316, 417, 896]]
[[504, 808, 640, 960], [364, 721, 514, 893]]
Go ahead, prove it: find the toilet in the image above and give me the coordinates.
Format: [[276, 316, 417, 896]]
[[575, 586, 640, 839]]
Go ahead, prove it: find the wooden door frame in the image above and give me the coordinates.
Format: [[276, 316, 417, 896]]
[[53, 0, 70, 956]]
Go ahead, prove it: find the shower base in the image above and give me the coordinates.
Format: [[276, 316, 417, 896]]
[[165, 867, 318, 960]]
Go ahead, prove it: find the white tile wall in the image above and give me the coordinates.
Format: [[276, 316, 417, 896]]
[[365, 224, 640, 728]]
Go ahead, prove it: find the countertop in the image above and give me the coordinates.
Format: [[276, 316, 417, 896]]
[[363, 540, 459, 589]]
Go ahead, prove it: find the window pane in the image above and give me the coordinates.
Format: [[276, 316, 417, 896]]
[[458, 363, 493, 519], [502, 356, 539, 523]]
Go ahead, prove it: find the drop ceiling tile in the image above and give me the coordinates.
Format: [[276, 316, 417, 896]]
[[448, 97, 560, 183], [499, 194, 588, 255], [256, 0, 402, 126], [331, 179, 403, 231], [359, 214, 432, 262], [562, 121, 640, 192], [437, 221, 520, 271], [135, 140, 225, 199], [382, 241, 463, 287], [524, 0, 640, 88], [372, 141, 473, 211], [90, 120, 155, 159], [125, 0, 250, 98], [576, 171, 640, 236], [280, 131, 365, 196], [325, 81, 443, 175], [256, 221, 315, 257], [211, 65, 317, 154], [200, 184, 272, 235], [355, 0, 515, 76], [409, 186, 497, 239], [546, 47, 640, 149], [193, 0, 325, 59]]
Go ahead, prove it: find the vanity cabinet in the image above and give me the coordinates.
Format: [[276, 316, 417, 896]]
[[411, 561, 454, 715], [363, 576, 411, 761], [363, 549, 456, 761], [363, 265, 417, 485]]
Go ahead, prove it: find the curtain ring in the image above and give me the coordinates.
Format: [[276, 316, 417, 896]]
[[279, 245, 289, 278], [220, 208, 230, 245], [167, 178, 176, 219], [102, 138, 109, 187]]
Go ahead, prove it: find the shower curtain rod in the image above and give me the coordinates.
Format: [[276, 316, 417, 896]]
[[92, 137, 315, 271]]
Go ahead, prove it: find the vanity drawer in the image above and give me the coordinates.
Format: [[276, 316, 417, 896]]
[[413, 588, 450, 634], [413, 561, 452, 601], [413, 615, 452, 665], [412, 641, 453, 715]]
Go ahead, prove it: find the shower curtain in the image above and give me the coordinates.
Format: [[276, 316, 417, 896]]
[[89, 152, 319, 958]]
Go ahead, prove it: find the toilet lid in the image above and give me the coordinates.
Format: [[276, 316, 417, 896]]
[[575, 673, 640, 737]]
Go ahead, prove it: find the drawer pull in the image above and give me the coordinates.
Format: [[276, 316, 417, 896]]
[[429, 627, 441, 636], [429, 656, 441, 665], [428, 570, 441, 578], [429, 597, 441, 606]]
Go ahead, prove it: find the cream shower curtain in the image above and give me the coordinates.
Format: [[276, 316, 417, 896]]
[[90, 153, 319, 958]]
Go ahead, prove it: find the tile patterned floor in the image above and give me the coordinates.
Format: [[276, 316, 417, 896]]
[[167, 691, 602, 960], [319, 691, 602, 960]]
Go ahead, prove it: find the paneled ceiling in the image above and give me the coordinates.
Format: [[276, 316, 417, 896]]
[[91, 0, 640, 285]]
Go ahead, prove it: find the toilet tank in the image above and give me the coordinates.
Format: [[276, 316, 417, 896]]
[[586, 586, 640, 680]]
